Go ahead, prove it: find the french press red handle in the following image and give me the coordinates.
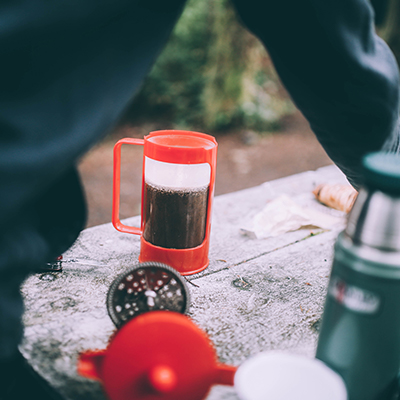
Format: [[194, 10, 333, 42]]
[[112, 138, 144, 235], [112, 130, 218, 276]]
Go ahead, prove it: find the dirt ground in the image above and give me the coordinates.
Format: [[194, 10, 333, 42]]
[[78, 111, 333, 228]]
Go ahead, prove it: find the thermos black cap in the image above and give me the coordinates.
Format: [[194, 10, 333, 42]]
[[363, 152, 400, 195]]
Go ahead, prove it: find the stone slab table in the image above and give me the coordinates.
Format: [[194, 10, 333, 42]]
[[20, 165, 349, 400]]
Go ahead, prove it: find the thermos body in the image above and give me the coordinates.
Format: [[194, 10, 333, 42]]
[[316, 232, 400, 400], [317, 153, 400, 400]]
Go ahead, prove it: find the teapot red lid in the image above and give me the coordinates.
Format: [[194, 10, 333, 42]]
[[100, 311, 227, 400]]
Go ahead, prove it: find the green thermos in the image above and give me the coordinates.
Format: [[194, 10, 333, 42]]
[[316, 152, 400, 400]]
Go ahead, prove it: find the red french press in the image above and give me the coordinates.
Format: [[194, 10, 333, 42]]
[[112, 130, 218, 275]]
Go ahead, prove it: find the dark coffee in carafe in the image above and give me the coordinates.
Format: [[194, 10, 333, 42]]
[[143, 182, 209, 249]]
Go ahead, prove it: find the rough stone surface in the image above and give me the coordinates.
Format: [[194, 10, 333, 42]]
[[20, 165, 349, 399]]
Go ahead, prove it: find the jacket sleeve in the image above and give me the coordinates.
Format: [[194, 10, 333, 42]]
[[0, 0, 186, 361], [0, 0, 186, 230], [232, 0, 400, 189]]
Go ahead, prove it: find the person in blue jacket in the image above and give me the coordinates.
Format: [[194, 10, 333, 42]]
[[0, 0, 399, 398]]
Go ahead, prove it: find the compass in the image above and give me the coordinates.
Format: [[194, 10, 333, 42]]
[[107, 262, 190, 327]]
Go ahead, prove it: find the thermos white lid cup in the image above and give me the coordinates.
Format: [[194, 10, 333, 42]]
[[234, 352, 347, 400]]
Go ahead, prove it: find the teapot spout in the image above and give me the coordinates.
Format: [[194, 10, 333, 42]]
[[78, 350, 107, 381]]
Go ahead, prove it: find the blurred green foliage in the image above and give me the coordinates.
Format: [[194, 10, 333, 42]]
[[374, 0, 400, 68], [121, 0, 294, 132]]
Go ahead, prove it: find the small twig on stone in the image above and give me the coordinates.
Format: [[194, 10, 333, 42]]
[[184, 277, 200, 288], [236, 275, 251, 288]]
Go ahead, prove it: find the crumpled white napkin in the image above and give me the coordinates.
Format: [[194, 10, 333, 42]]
[[240, 194, 343, 239]]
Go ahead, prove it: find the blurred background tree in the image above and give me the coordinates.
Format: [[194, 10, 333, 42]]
[[372, 0, 400, 67], [119, 0, 400, 133], [119, 0, 294, 132]]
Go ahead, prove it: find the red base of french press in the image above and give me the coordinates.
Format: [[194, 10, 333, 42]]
[[138, 237, 210, 275]]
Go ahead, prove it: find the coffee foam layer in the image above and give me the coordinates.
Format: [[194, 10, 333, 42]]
[[145, 157, 211, 189]]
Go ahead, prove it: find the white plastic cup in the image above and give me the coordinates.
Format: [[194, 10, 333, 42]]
[[234, 352, 347, 400]]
